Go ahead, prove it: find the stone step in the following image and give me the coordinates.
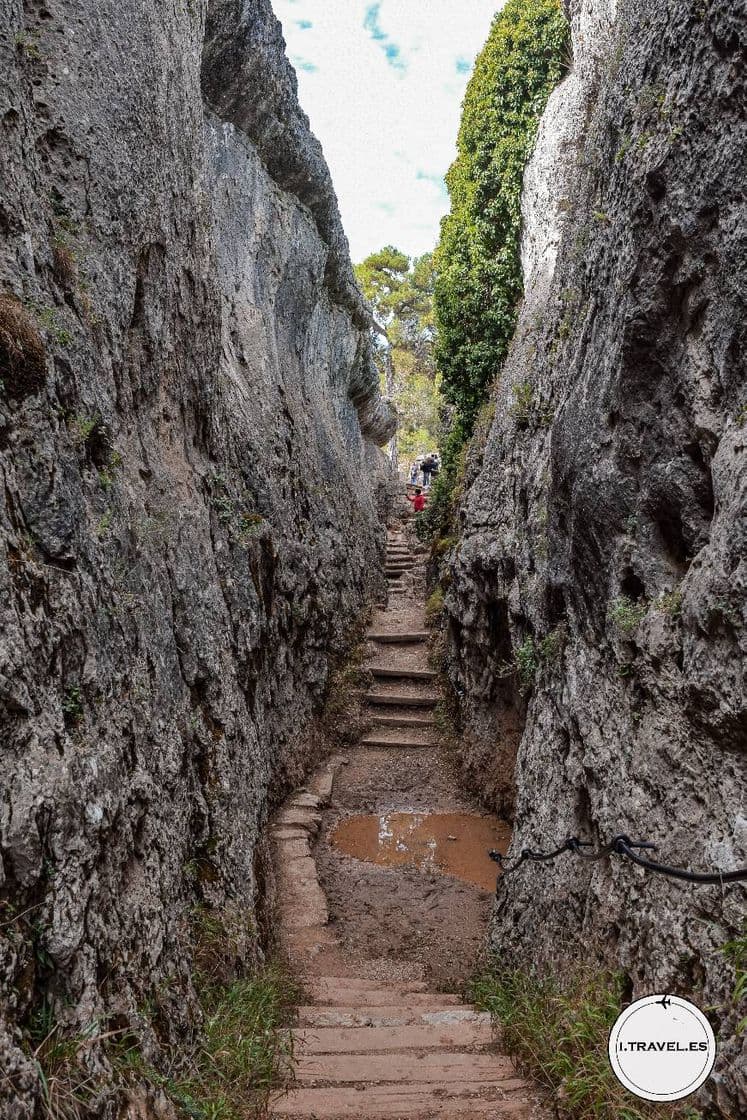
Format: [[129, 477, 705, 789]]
[[270, 1084, 532, 1117], [370, 713, 435, 727], [295, 1049, 517, 1084], [310, 977, 429, 993], [308, 986, 463, 1008], [363, 692, 438, 708], [369, 666, 437, 681], [296, 1006, 488, 1028], [293, 1019, 493, 1054], [367, 631, 429, 644], [359, 736, 436, 749]]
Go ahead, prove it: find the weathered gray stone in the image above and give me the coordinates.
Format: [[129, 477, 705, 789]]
[[445, 1, 746, 1113], [0, 0, 392, 1112]]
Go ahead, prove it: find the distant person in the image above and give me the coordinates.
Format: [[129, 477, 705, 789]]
[[409, 461, 419, 485], [430, 455, 440, 480], [421, 454, 435, 488], [406, 486, 426, 513]]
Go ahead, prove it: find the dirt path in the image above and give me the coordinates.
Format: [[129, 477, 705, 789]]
[[269, 502, 549, 1118]]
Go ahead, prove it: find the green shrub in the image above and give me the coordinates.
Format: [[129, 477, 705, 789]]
[[434, 0, 569, 436]]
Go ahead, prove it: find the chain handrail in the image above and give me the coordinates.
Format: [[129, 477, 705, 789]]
[[488, 835, 747, 884]]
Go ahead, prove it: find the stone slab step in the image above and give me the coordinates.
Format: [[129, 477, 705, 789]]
[[270, 1083, 531, 1117], [310, 977, 429, 994], [297, 1006, 489, 1028], [369, 666, 437, 681], [308, 987, 463, 1008], [293, 1020, 493, 1054], [367, 631, 429, 644], [295, 1050, 517, 1084], [364, 692, 438, 708], [359, 736, 436, 750], [275, 807, 322, 833], [370, 713, 435, 727]]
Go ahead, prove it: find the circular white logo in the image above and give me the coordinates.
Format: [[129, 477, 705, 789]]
[[608, 994, 716, 1102]]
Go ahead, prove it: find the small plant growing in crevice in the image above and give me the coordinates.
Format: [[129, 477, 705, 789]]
[[95, 509, 113, 539], [61, 685, 84, 727], [35, 305, 73, 347], [97, 451, 123, 491], [52, 237, 77, 291], [425, 586, 445, 627], [658, 588, 683, 619], [515, 637, 539, 692], [510, 381, 534, 428], [15, 30, 42, 60], [0, 293, 47, 397], [608, 595, 647, 635]]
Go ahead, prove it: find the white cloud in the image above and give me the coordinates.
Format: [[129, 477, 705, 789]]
[[272, 0, 503, 262]]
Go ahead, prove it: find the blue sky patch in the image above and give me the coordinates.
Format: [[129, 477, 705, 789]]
[[364, 3, 407, 73], [296, 18, 313, 30], [455, 56, 471, 75], [292, 55, 318, 73]]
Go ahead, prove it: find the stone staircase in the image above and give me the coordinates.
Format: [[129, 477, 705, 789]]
[[269, 521, 547, 1119]]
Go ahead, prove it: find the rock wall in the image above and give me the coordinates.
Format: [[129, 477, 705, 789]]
[[0, 0, 393, 1112], [445, 0, 746, 1111]]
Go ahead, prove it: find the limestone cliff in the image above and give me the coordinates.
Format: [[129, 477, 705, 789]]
[[0, 0, 393, 1113], [444, 0, 746, 1111]]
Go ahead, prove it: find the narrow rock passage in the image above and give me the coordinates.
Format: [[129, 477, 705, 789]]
[[269, 505, 548, 1118]]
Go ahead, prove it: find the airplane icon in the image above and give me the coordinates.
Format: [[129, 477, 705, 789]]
[[656, 996, 672, 1009]]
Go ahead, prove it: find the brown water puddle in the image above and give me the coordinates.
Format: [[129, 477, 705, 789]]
[[330, 811, 511, 892]]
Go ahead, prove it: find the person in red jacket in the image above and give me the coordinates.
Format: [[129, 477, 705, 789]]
[[407, 487, 426, 513]]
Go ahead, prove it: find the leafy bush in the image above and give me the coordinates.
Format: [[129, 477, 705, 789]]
[[424, 0, 568, 539], [434, 0, 569, 436]]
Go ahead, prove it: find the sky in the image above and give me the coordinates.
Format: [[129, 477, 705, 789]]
[[272, 0, 502, 264]]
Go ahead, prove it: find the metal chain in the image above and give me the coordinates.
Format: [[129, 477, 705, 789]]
[[488, 835, 747, 884]]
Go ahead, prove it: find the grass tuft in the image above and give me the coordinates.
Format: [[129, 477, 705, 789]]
[[165, 963, 299, 1119], [0, 293, 47, 396], [469, 965, 702, 1120]]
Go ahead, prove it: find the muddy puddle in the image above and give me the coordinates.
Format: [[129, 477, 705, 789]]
[[330, 811, 511, 891]]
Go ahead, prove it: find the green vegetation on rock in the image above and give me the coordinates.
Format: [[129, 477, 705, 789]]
[[425, 0, 568, 537]]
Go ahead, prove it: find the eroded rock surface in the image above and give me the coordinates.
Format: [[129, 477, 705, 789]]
[[445, 0, 746, 1111], [0, 1, 393, 1113]]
